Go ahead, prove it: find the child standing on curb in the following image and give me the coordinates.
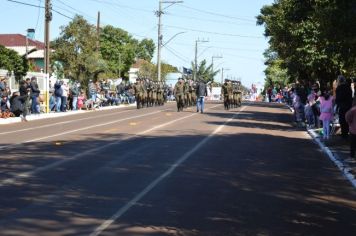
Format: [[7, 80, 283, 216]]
[[345, 97, 356, 159], [318, 90, 334, 139]]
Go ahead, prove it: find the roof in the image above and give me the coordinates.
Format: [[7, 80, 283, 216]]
[[0, 34, 45, 49]]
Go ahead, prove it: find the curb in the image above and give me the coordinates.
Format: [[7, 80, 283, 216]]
[[285, 103, 356, 189], [0, 103, 136, 125], [308, 129, 356, 189]]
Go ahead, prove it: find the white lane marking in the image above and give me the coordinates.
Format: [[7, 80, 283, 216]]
[[0, 105, 220, 187], [308, 129, 356, 189], [0, 109, 135, 136], [0, 109, 166, 151], [89, 104, 247, 236]]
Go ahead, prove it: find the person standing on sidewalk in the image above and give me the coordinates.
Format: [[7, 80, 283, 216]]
[[335, 75, 352, 139], [29, 76, 40, 114], [70, 82, 80, 111], [345, 97, 356, 160], [18, 80, 30, 121], [318, 90, 334, 140], [196, 79, 208, 113]]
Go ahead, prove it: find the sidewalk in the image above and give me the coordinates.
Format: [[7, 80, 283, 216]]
[[308, 128, 356, 188], [288, 104, 356, 189], [0, 103, 136, 125]]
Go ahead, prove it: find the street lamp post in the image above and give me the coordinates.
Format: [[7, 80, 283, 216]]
[[156, 0, 183, 82], [194, 39, 209, 81], [211, 55, 222, 81], [221, 67, 230, 84]]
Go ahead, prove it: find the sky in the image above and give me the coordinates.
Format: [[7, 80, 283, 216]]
[[0, 0, 273, 87]]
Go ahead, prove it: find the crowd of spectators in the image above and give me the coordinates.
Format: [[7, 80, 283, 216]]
[[0, 77, 137, 121], [266, 75, 356, 161]]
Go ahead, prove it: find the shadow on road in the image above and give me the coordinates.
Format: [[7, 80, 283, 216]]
[[0, 101, 355, 235], [0, 129, 356, 235]]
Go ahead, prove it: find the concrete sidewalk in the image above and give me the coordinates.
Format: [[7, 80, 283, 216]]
[[287, 104, 356, 189], [308, 128, 356, 188], [0, 103, 136, 125]]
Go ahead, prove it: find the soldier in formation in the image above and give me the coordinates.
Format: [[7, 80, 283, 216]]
[[232, 80, 242, 108], [221, 79, 233, 110], [173, 77, 185, 112], [133, 78, 168, 109]]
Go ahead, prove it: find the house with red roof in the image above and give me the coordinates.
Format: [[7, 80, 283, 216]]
[[0, 34, 45, 72]]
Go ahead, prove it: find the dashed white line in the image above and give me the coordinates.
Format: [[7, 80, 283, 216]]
[[89, 104, 247, 236], [0, 105, 221, 187]]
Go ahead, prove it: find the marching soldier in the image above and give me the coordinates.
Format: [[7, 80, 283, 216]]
[[133, 78, 144, 109], [236, 80, 242, 107], [190, 80, 197, 105], [174, 77, 185, 112], [232, 81, 238, 108], [221, 79, 232, 110]]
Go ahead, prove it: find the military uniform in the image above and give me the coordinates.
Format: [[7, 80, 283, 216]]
[[236, 81, 242, 107], [174, 79, 185, 111], [134, 79, 144, 109], [221, 80, 232, 110]]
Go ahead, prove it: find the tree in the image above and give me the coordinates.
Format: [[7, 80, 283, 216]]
[[51, 15, 106, 89], [257, 0, 356, 88], [0, 45, 28, 81], [135, 38, 155, 62], [191, 59, 219, 83], [137, 60, 178, 81], [100, 26, 156, 78]]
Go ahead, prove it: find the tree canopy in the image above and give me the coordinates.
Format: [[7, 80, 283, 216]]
[[51, 15, 105, 87], [257, 0, 356, 89], [0, 45, 28, 81], [191, 59, 220, 83], [51, 15, 156, 85], [137, 60, 178, 81]]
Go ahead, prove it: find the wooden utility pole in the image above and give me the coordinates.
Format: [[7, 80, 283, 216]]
[[44, 0, 52, 74], [97, 11, 101, 52], [156, 1, 163, 82], [156, 0, 183, 82]]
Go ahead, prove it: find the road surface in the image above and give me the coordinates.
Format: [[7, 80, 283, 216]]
[[0, 102, 355, 236]]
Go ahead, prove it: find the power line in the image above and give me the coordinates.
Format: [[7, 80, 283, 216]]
[[166, 12, 255, 26], [165, 25, 262, 38], [177, 4, 256, 23], [7, 0, 44, 9], [87, 0, 153, 13], [164, 45, 190, 64], [34, 0, 42, 33], [6, 0, 73, 19], [56, 0, 98, 21]]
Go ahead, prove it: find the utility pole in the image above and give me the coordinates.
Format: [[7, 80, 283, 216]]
[[221, 67, 230, 84], [194, 38, 209, 81], [97, 11, 101, 52], [156, 1, 162, 82], [211, 55, 223, 73], [211, 55, 222, 81], [156, 0, 183, 82], [44, 0, 52, 74]]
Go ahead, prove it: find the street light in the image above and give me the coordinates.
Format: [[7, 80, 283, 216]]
[[162, 31, 186, 47], [211, 55, 223, 81], [194, 38, 209, 81], [156, 0, 183, 82], [221, 67, 230, 84]]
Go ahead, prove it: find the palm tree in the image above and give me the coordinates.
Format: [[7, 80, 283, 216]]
[[191, 59, 219, 83]]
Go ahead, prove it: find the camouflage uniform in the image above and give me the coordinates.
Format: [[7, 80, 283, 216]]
[[174, 79, 185, 112]]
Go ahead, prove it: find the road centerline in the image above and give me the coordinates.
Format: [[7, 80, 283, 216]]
[[89, 104, 247, 236]]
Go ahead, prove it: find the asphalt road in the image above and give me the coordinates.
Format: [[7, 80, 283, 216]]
[[0, 102, 355, 236]]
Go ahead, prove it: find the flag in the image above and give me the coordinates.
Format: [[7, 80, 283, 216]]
[[183, 67, 193, 75]]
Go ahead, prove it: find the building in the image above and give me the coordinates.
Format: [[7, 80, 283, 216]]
[[0, 34, 45, 72]]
